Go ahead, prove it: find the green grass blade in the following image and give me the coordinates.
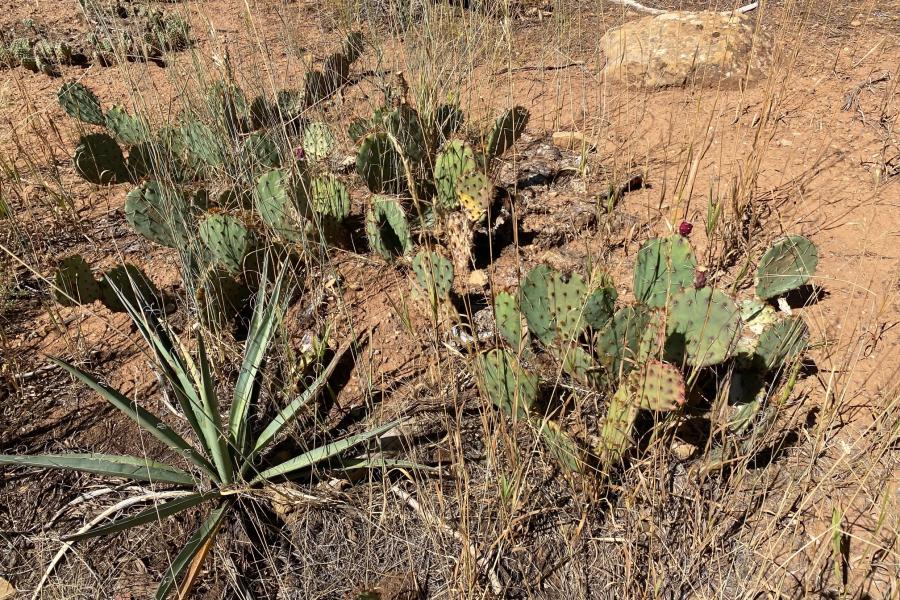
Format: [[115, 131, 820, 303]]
[[228, 272, 284, 456], [195, 336, 232, 483], [50, 357, 219, 481], [66, 492, 219, 541], [0, 453, 195, 485], [249, 340, 352, 459], [155, 500, 231, 600], [250, 419, 401, 484]]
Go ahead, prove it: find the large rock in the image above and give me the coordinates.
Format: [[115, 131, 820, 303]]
[[601, 11, 774, 88]]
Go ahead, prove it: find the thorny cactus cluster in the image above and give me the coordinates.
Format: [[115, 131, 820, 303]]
[[52, 33, 364, 325], [474, 232, 818, 473], [353, 97, 528, 270]]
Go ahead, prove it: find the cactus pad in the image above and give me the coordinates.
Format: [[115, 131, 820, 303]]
[[755, 235, 818, 299], [598, 385, 638, 464], [519, 265, 554, 345], [387, 105, 428, 163], [243, 132, 283, 169], [58, 82, 104, 126], [548, 271, 589, 341], [366, 197, 411, 260], [485, 106, 529, 160], [537, 420, 586, 473], [494, 291, 524, 352], [125, 180, 190, 248], [478, 348, 538, 419], [99, 264, 161, 313], [412, 251, 454, 303], [595, 305, 653, 377], [310, 175, 350, 221], [74, 133, 129, 185], [434, 140, 477, 213], [754, 315, 809, 372], [666, 287, 741, 367], [628, 359, 686, 411], [198, 213, 255, 274], [179, 120, 222, 168], [256, 169, 305, 242], [357, 132, 404, 194], [54, 255, 100, 306], [302, 122, 334, 162], [633, 235, 697, 308], [105, 106, 150, 146], [455, 171, 491, 223], [583, 283, 618, 330]]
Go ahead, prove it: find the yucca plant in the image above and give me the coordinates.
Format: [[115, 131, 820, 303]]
[[0, 268, 405, 598]]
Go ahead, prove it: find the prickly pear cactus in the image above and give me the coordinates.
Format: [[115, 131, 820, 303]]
[[54, 255, 100, 306], [74, 133, 129, 184], [538, 419, 586, 473], [198, 213, 255, 274], [387, 105, 427, 163], [484, 106, 529, 162], [302, 122, 334, 162], [256, 169, 306, 242], [105, 106, 150, 146], [310, 175, 350, 221], [753, 315, 809, 372], [242, 131, 282, 169], [357, 132, 404, 195], [99, 264, 161, 312], [125, 180, 190, 248], [412, 250, 454, 306], [478, 348, 538, 420], [433, 103, 464, 142], [633, 235, 697, 308], [666, 287, 741, 367], [561, 345, 600, 387], [58, 82, 105, 125], [548, 271, 589, 341], [598, 385, 638, 465], [595, 305, 653, 376], [494, 291, 524, 352], [455, 171, 491, 223], [583, 283, 618, 330], [755, 235, 818, 299], [629, 359, 686, 411], [434, 140, 477, 213], [445, 212, 474, 278], [366, 197, 412, 260], [179, 120, 222, 168], [519, 265, 555, 345]]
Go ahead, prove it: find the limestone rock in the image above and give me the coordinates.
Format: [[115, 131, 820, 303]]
[[601, 11, 774, 88]]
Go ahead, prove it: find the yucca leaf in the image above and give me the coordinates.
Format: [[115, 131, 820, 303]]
[[155, 501, 231, 599], [65, 492, 219, 541], [50, 357, 219, 481], [195, 336, 232, 483], [249, 419, 401, 484], [248, 339, 352, 460], [0, 453, 195, 485], [229, 271, 285, 456]]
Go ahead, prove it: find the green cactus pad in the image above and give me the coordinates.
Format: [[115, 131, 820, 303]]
[[256, 169, 306, 242], [583, 283, 618, 330], [54, 255, 100, 306], [434, 103, 464, 141], [366, 196, 412, 260], [629, 359, 686, 411], [310, 175, 350, 221], [105, 106, 150, 146], [58, 82, 104, 125], [125, 180, 190, 248], [666, 287, 741, 367], [595, 304, 653, 377], [519, 265, 554, 345], [455, 171, 491, 223], [434, 141, 477, 213], [633, 235, 697, 308], [198, 213, 255, 274], [478, 348, 538, 419], [412, 251, 454, 302], [74, 133, 129, 184], [755, 235, 818, 299], [598, 385, 638, 464], [485, 106, 529, 160], [561, 345, 601, 387], [348, 118, 370, 143], [357, 132, 405, 195], [537, 420, 586, 473], [302, 122, 334, 162], [99, 264, 161, 312], [754, 315, 809, 372], [548, 271, 589, 341], [179, 120, 222, 167], [387, 105, 428, 163], [243, 131, 283, 169], [494, 291, 524, 352]]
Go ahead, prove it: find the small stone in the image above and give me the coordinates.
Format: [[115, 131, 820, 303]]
[[468, 269, 488, 288], [850, 20, 861, 26], [552, 131, 595, 152], [0, 577, 16, 600]]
